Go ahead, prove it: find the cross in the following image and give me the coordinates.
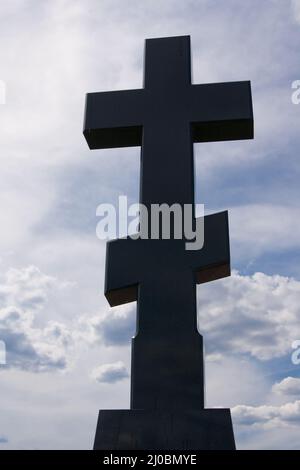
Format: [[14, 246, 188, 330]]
[[84, 36, 253, 413]]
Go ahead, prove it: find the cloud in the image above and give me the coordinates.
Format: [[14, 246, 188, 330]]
[[199, 270, 300, 361], [0, 266, 72, 372], [205, 356, 271, 408], [0, 265, 57, 311], [77, 304, 136, 346], [232, 400, 300, 428], [272, 376, 300, 396], [230, 204, 300, 260], [0, 307, 69, 372], [90, 361, 129, 383], [291, 0, 300, 23], [0, 436, 8, 444], [0, 264, 134, 373]]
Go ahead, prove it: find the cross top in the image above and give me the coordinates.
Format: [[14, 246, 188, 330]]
[[84, 35, 253, 209]]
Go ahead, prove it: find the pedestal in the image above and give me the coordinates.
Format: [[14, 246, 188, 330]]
[[93, 408, 235, 450]]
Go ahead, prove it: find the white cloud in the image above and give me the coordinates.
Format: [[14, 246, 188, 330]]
[[0, 266, 72, 372], [90, 361, 129, 383], [205, 356, 271, 409], [232, 400, 300, 428], [199, 270, 300, 361], [0, 306, 68, 372], [77, 303, 136, 346], [230, 204, 300, 260], [0, 264, 134, 373], [291, 0, 300, 23], [0, 265, 56, 311], [272, 376, 300, 396]]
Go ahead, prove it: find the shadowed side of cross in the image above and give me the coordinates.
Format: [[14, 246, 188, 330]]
[[83, 35, 253, 412], [103, 212, 230, 410], [104, 211, 230, 308]]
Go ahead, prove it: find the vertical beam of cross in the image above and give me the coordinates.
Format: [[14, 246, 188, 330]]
[[140, 36, 195, 210]]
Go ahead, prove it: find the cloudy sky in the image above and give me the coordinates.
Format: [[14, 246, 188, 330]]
[[0, 0, 300, 450]]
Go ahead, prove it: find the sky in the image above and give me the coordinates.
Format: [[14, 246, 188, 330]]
[[0, 0, 300, 450]]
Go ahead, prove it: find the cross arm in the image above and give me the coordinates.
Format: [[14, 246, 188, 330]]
[[83, 89, 145, 149], [105, 237, 143, 307], [189, 211, 230, 284], [190, 81, 253, 142]]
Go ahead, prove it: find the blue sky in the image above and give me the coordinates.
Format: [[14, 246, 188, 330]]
[[0, 0, 300, 449]]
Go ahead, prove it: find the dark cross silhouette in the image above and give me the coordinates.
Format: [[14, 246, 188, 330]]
[[84, 35, 253, 450]]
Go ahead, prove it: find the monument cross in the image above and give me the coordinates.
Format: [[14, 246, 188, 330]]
[[84, 35, 253, 450]]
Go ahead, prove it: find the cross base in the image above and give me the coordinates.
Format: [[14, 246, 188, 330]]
[[93, 409, 236, 450]]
